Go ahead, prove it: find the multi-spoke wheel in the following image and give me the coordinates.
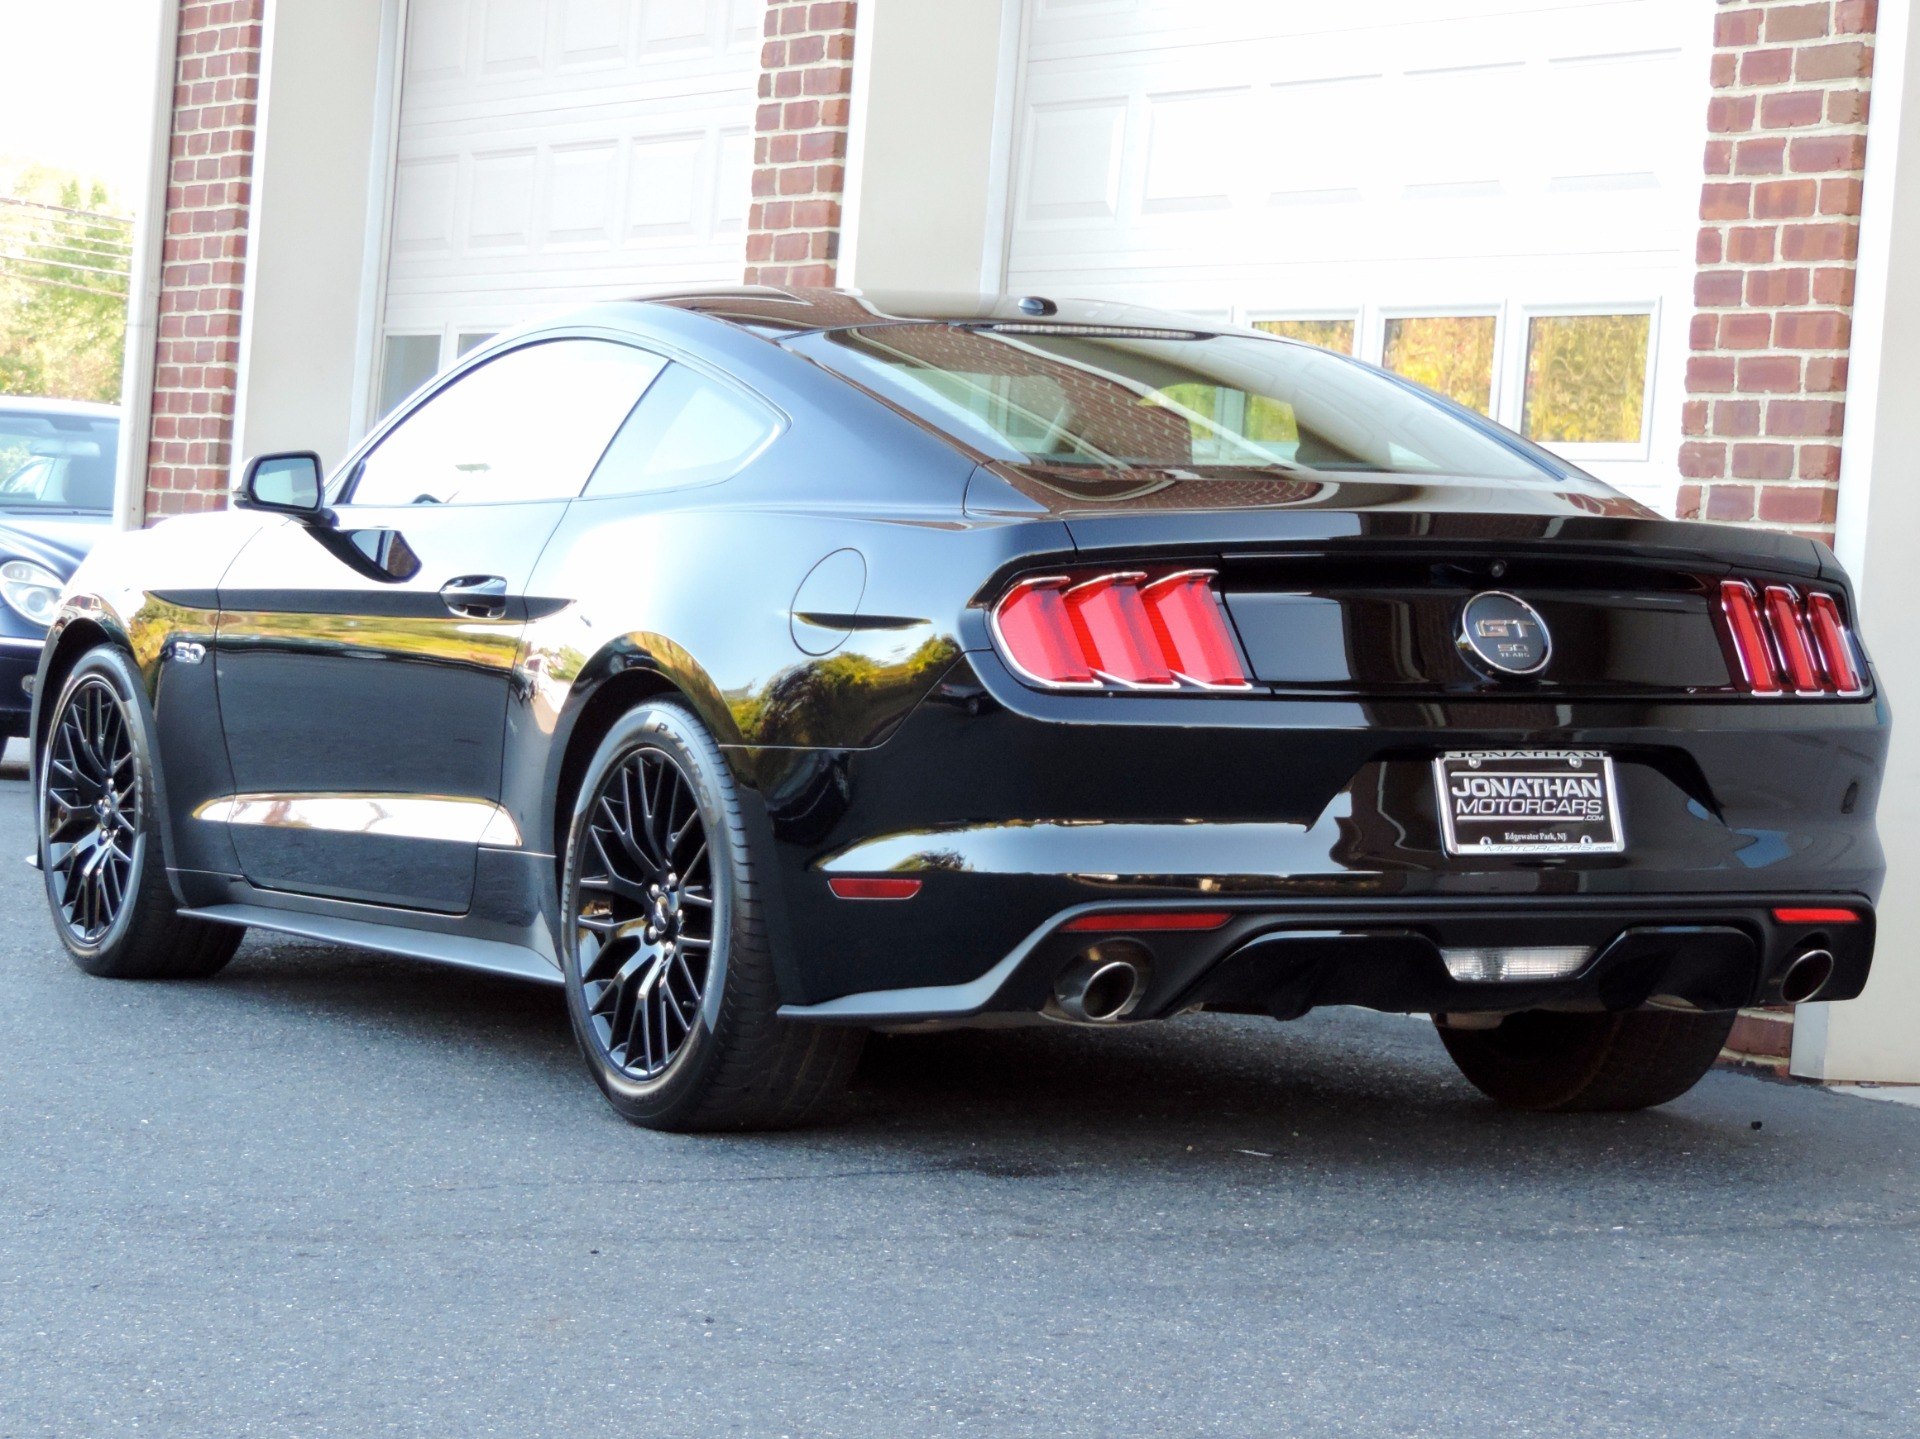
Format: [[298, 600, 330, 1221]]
[[559, 699, 864, 1131], [44, 675, 139, 944], [575, 747, 716, 1081], [38, 647, 243, 979]]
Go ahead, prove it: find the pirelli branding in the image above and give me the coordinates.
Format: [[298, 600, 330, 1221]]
[[1433, 750, 1624, 856]]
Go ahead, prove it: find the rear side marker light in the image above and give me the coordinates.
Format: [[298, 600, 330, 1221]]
[[828, 877, 922, 900], [1772, 907, 1860, 925], [1719, 580, 1867, 699], [992, 569, 1251, 692], [1062, 911, 1231, 933]]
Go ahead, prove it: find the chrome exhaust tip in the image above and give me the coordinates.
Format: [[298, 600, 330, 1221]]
[[1780, 947, 1835, 1005], [1051, 946, 1149, 1024]]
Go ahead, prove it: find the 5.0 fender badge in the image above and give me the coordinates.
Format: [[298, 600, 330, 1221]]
[[1458, 591, 1551, 677], [167, 640, 207, 666]]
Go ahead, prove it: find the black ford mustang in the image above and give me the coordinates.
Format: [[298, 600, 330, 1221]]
[[30, 290, 1886, 1130]]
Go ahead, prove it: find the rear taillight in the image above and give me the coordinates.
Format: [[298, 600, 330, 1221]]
[[991, 568, 1251, 692], [1719, 580, 1866, 698]]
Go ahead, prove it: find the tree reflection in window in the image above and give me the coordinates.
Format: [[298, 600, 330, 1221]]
[[1523, 313, 1651, 445], [1253, 317, 1356, 354], [1382, 315, 1497, 415]]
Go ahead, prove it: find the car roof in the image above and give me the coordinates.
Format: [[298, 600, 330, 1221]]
[[0, 395, 120, 420], [639, 286, 1244, 337]]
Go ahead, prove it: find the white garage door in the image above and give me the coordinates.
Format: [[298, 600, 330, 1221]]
[[1005, 0, 1712, 507], [376, 0, 760, 417]]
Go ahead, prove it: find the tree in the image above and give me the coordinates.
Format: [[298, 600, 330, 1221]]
[[0, 170, 132, 402]]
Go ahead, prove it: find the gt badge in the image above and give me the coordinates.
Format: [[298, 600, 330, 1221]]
[[1458, 591, 1551, 676]]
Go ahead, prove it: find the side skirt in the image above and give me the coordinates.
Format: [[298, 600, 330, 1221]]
[[178, 901, 562, 986]]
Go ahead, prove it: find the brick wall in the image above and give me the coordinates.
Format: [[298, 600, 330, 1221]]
[[1683, 1, 1879, 1073], [1680, 0, 1877, 543], [143, 0, 265, 521], [745, 0, 856, 286]]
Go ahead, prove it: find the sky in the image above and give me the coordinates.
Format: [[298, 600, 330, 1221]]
[[0, 0, 162, 205]]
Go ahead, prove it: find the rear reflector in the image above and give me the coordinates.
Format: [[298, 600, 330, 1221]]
[[1062, 911, 1232, 933], [1772, 906, 1860, 925], [1719, 580, 1866, 699], [991, 568, 1250, 692], [828, 877, 922, 900]]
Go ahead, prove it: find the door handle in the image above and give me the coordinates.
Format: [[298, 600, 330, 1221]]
[[440, 575, 510, 619]]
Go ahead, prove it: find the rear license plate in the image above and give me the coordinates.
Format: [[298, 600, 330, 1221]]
[[1433, 750, 1624, 856]]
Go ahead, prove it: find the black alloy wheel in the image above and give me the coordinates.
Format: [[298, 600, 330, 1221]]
[[39, 646, 242, 979], [560, 700, 864, 1131], [44, 675, 140, 945], [575, 746, 716, 1081]]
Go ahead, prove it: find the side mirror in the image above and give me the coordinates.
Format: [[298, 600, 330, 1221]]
[[236, 452, 331, 525]]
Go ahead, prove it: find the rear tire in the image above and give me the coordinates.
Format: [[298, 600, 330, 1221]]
[[1435, 1007, 1736, 1112], [559, 699, 863, 1131], [38, 647, 243, 980]]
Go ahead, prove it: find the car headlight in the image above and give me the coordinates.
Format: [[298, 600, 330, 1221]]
[[0, 559, 64, 629]]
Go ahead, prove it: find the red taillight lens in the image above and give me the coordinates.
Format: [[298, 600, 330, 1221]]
[[1762, 586, 1821, 693], [993, 578, 1096, 687], [1720, 580, 1866, 699], [991, 568, 1250, 692], [1804, 592, 1864, 693], [1062, 573, 1175, 688], [1140, 572, 1253, 688], [1720, 580, 1780, 694]]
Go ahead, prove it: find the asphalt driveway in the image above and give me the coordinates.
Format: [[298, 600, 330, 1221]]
[[2, 739, 1917, 1437]]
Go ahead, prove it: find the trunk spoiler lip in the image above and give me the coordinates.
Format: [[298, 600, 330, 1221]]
[[1051, 512, 1832, 585]]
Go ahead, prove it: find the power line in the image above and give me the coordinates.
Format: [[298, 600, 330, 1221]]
[[2, 271, 128, 301], [0, 196, 133, 228]]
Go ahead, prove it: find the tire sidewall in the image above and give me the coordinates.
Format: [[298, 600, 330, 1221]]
[[39, 648, 158, 969], [560, 701, 742, 1125]]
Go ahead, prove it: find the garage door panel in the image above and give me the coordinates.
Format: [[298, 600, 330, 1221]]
[[380, 0, 756, 402], [1007, 0, 1712, 508]]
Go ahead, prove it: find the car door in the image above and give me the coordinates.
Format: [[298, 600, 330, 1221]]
[[213, 337, 665, 912]]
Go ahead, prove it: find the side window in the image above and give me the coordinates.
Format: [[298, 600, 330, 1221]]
[[582, 363, 778, 498], [350, 340, 665, 506]]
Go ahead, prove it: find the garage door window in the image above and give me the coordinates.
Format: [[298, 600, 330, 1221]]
[[1522, 313, 1651, 445], [1382, 315, 1498, 415], [1253, 317, 1356, 354], [377, 334, 442, 421], [350, 340, 665, 506]]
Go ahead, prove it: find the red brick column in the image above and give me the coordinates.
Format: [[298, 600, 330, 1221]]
[[144, 0, 264, 521], [1680, 0, 1877, 544], [745, 1, 856, 287]]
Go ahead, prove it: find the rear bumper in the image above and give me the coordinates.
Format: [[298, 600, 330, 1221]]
[[779, 895, 1874, 1024], [744, 652, 1889, 1015]]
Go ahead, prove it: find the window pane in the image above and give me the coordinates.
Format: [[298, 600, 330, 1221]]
[[1254, 317, 1356, 354], [378, 334, 441, 419], [584, 365, 778, 497], [352, 340, 665, 506], [1381, 315, 1497, 415], [1522, 313, 1651, 445], [456, 331, 496, 357], [0, 412, 119, 512], [797, 325, 1556, 481]]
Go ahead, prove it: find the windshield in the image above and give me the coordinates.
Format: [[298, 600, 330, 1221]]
[[0, 408, 120, 512], [796, 325, 1562, 483]]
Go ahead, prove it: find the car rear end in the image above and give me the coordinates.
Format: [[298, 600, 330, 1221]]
[[775, 315, 1886, 1043]]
